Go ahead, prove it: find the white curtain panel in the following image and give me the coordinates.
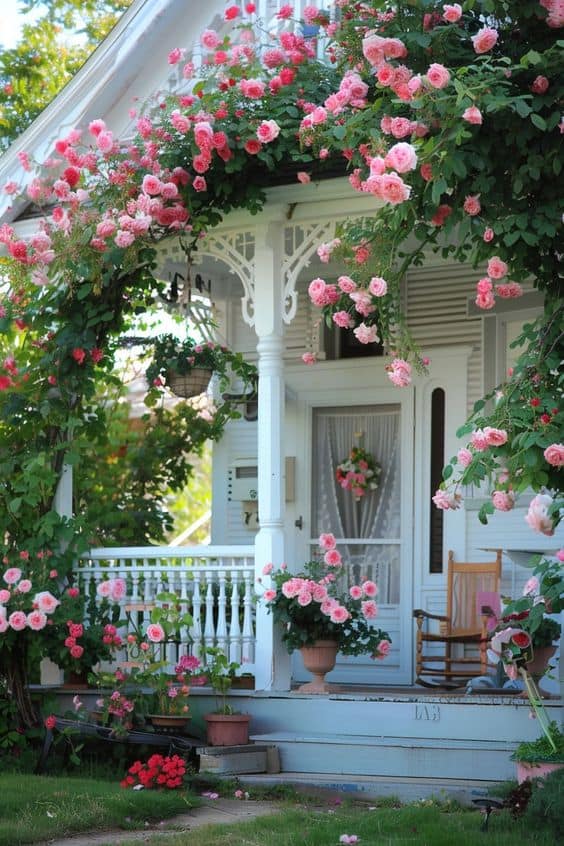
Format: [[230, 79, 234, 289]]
[[311, 405, 401, 603]]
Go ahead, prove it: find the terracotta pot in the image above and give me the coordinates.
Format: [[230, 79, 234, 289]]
[[204, 713, 250, 746], [525, 645, 557, 677], [298, 640, 339, 694], [231, 675, 255, 690], [63, 671, 90, 689], [147, 714, 190, 731], [516, 761, 564, 784]]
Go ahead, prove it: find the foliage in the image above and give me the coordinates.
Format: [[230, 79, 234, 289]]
[[0, 1, 132, 150], [120, 753, 187, 790], [202, 647, 241, 715], [489, 553, 563, 671], [511, 722, 564, 763], [522, 766, 564, 839], [261, 534, 391, 657]]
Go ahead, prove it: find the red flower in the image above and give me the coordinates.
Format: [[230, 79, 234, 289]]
[[511, 630, 531, 649], [44, 715, 57, 730], [72, 348, 86, 365]]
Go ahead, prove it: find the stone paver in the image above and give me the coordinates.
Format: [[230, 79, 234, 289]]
[[40, 798, 282, 846]]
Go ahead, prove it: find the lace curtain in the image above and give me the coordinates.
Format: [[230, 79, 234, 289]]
[[311, 405, 401, 603]]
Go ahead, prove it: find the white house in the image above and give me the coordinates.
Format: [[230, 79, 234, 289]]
[[1, 0, 562, 792]]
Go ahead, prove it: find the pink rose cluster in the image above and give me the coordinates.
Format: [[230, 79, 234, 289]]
[[0, 564, 60, 634], [96, 577, 127, 601]]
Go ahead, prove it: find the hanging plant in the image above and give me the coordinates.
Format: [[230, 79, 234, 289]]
[[335, 446, 381, 501]]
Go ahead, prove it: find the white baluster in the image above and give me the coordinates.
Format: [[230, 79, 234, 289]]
[[191, 572, 202, 658], [242, 567, 255, 665], [203, 569, 216, 651], [229, 569, 242, 663], [216, 568, 228, 653]]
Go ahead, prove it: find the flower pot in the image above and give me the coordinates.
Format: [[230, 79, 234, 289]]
[[231, 675, 255, 690], [63, 671, 90, 689], [167, 368, 212, 398], [525, 645, 557, 677], [516, 761, 564, 784], [204, 713, 250, 746], [147, 714, 190, 731], [298, 640, 339, 694]]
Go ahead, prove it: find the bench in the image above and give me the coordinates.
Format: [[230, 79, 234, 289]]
[[35, 717, 202, 774]]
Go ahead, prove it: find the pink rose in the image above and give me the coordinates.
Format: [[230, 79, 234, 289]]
[[483, 228, 494, 242], [525, 494, 554, 536], [544, 444, 564, 466], [523, 576, 540, 597], [319, 533, 336, 551], [531, 76, 549, 94], [484, 426, 508, 446], [109, 578, 126, 601], [385, 142, 417, 173], [374, 639, 391, 659], [426, 63, 450, 89], [262, 563, 273, 575], [432, 489, 462, 510], [27, 610, 47, 631], [487, 256, 508, 279], [146, 622, 165, 643], [362, 580, 378, 598], [324, 549, 343, 567], [338, 275, 356, 293], [33, 591, 60, 613], [333, 311, 354, 329], [462, 106, 482, 125], [349, 585, 363, 600], [9, 610, 27, 631], [496, 282, 523, 299], [443, 4, 462, 23], [378, 172, 411, 205], [0, 589, 11, 603], [470, 429, 490, 451], [297, 171, 311, 184], [387, 357, 412, 387], [3, 567, 22, 585], [70, 645, 84, 659], [492, 491, 515, 512], [463, 195, 481, 216], [193, 176, 207, 192], [200, 29, 220, 50], [368, 277, 387, 297], [256, 120, 280, 143], [471, 27, 499, 54], [302, 352, 317, 365], [361, 600, 378, 619], [263, 589, 277, 602], [330, 605, 349, 624], [297, 591, 312, 607], [457, 448, 473, 467], [354, 323, 379, 345], [362, 33, 386, 67]]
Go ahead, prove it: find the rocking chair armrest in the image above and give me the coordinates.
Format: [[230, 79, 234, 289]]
[[412, 609, 450, 622]]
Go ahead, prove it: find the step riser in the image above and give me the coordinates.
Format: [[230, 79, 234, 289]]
[[272, 740, 516, 781]]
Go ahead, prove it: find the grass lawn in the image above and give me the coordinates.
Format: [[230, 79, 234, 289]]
[[0, 773, 198, 846], [110, 801, 556, 846]]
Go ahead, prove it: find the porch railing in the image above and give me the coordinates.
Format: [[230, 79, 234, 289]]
[[73, 546, 257, 671]]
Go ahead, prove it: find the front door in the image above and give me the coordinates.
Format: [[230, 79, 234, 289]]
[[289, 367, 414, 685]]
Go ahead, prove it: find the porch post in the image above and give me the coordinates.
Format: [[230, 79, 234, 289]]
[[54, 463, 73, 518], [252, 220, 291, 691]]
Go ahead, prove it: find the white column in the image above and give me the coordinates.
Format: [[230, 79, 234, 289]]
[[53, 463, 73, 517], [253, 221, 291, 691]]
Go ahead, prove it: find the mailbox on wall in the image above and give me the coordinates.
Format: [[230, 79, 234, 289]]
[[227, 457, 296, 504]]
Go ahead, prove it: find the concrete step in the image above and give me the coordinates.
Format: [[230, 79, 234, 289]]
[[237, 771, 498, 806], [250, 731, 517, 782]]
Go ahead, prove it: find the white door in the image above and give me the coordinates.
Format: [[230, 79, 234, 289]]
[[288, 363, 414, 685]]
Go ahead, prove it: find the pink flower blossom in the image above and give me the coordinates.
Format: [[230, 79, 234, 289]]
[[263, 589, 277, 602], [374, 639, 391, 659], [484, 426, 508, 446], [338, 275, 356, 293], [367, 279, 387, 301], [333, 311, 355, 329], [487, 256, 508, 279], [362, 581, 378, 598], [362, 32, 386, 67], [319, 533, 336, 551], [457, 448, 473, 467], [9, 610, 27, 630], [3, 567, 21, 585], [33, 591, 60, 614], [256, 120, 280, 143], [544, 444, 564, 466], [483, 227, 494, 242], [262, 563, 273, 575], [525, 493, 554, 536], [443, 4, 462, 23], [463, 195, 481, 216], [339, 834, 359, 844], [472, 27, 499, 54], [297, 591, 313, 607], [302, 352, 317, 365], [531, 75, 549, 94], [324, 549, 343, 567], [523, 576, 540, 597], [462, 105, 483, 125], [349, 585, 362, 600], [27, 610, 47, 630], [378, 172, 411, 205], [0, 589, 11, 603], [496, 282, 523, 299], [146, 622, 166, 643], [387, 357, 412, 387], [200, 29, 220, 50], [426, 63, 450, 89], [167, 47, 185, 65], [17, 579, 32, 593], [109, 578, 126, 601], [385, 142, 417, 173], [492, 490, 515, 512], [330, 605, 349, 624], [297, 171, 311, 184], [354, 323, 379, 345], [361, 600, 378, 619], [432, 489, 462, 510]]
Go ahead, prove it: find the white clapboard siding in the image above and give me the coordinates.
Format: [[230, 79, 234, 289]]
[[405, 263, 483, 413]]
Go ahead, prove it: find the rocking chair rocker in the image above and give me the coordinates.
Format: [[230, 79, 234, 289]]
[[413, 549, 502, 688]]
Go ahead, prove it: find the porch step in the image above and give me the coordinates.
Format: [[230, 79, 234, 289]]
[[236, 771, 496, 806], [250, 731, 517, 782]]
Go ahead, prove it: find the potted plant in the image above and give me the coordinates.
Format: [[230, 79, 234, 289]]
[[145, 653, 205, 731], [145, 333, 256, 400], [512, 721, 564, 784], [202, 647, 250, 746], [261, 533, 392, 693]]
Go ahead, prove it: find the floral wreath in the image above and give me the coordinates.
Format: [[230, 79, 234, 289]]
[[335, 447, 381, 501]]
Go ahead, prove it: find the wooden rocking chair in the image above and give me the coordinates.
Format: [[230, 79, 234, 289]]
[[413, 550, 502, 688]]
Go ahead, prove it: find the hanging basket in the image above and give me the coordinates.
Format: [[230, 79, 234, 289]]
[[167, 367, 212, 398]]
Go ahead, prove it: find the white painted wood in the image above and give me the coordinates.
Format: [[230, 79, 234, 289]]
[[253, 220, 292, 691], [286, 361, 415, 685], [53, 464, 73, 518]]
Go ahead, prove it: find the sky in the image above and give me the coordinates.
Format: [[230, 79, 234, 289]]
[[1, 0, 42, 49]]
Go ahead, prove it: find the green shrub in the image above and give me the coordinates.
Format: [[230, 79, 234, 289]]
[[523, 767, 564, 839]]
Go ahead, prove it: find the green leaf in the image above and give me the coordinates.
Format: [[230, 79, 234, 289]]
[[531, 113, 547, 131]]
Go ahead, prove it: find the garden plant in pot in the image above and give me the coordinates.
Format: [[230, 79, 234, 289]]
[[511, 721, 564, 784], [487, 553, 563, 781], [262, 533, 392, 693], [202, 647, 250, 746]]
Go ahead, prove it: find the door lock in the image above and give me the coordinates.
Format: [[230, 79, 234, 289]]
[[294, 516, 303, 530]]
